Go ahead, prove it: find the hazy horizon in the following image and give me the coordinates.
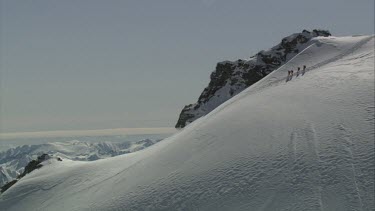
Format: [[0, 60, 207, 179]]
[[0, 127, 177, 140], [1, 0, 374, 133]]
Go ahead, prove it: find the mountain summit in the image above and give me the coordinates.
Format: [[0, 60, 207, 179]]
[[176, 29, 331, 128], [0, 34, 373, 211]]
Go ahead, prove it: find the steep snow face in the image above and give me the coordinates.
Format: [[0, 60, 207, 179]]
[[0, 35, 374, 211], [0, 139, 160, 186], [175, 29, 331, 128]]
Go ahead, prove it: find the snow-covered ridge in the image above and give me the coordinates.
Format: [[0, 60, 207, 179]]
[[0, 35, 373, 210], [175, 29, 331, 128], [0, 139, 160, 187]]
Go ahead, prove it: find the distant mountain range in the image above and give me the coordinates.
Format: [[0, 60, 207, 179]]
[[0, 32, 373, 210], [0, 139, 160, 186]]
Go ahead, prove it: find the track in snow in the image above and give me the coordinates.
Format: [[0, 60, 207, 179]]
[[0, 35, 373, 211]]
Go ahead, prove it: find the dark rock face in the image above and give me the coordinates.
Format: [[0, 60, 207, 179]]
[[1, 154, 61, 194], [16, 154, 50, 179], [175, 29, 331, 128], [0, 180, 17, 194]]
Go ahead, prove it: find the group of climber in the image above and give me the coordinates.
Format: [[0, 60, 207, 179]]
[[287, 65, 306, 81]]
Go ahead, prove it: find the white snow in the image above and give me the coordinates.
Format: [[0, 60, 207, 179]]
[[181, 31, 329, 127], [0, 35, 374, 211], [0, 139, 161, 186]]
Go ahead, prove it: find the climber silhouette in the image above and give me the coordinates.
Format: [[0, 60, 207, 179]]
[[302, 65, 306, 75]]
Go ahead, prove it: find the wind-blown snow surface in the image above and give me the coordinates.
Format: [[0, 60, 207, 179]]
[[0, 139, 161, 186], [0, 35, 374, 211]]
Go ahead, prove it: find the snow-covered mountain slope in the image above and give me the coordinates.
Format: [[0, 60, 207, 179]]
[[0, 35, 374, 211], [175, 29, 331, 128], [0, 139, 160, 186]]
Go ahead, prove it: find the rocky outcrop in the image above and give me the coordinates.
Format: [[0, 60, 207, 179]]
[[0, 140, 162, 186], [0, 180, 17, 194], [16, 154, 51, 179], [175, 29, 331, 128], [0, 154, 61, 194]]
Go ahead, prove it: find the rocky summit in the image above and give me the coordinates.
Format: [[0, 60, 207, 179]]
[[175, 29, 331, 128]]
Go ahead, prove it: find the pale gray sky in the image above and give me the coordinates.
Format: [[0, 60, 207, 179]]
[[1, 0, 374, 132]]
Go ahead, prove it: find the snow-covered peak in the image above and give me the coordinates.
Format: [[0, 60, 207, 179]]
[[175, 29, 331, 128], [0, 34, 373, 210]]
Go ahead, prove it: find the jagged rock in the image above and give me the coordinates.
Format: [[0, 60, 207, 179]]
[[1, 154, 53, 194], [0, 140, 158, 187], [17, 154, 49, 179], [175, 29, 331, 128], [0, 180, 17, 193]]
